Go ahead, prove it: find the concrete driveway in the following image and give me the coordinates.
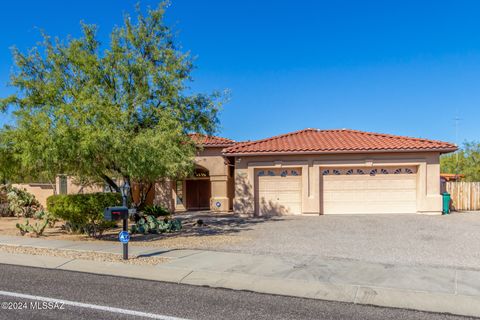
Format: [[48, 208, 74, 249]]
[[204, 212, 480, 269]]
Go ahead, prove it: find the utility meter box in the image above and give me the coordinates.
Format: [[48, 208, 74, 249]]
[[104, 206, 129, 221]]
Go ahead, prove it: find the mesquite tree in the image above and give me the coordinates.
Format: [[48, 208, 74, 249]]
[[0, 3, 223, 204]]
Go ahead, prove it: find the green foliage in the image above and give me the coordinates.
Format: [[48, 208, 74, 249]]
[[47, 192, 121, 237], [441, 141, 480, 182], [130, 215, 182, 235], [0, 186, 9, 217], [1, 185, 40, 217], [143, 204, 170, 217], [0, 131, 21, 184], [0, 3, 224, 200], [34, 209, 59, 228], [16, 220, 31, 236], [31, 220, 49, 237], [33, 209, 48, 220], [16, 219, 49, 237]]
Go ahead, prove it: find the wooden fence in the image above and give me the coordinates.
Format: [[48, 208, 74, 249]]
[[446, 182, 480, 211]]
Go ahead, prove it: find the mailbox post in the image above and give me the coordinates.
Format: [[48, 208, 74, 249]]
[[120, 182, 130, 260], [103, 181, 131, 260], [104, 206, 129, 258]]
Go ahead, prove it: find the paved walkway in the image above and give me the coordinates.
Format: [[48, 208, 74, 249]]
[[1, 235, 480, 318]]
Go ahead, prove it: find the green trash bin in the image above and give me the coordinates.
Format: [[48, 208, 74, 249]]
[[442, 192, 451, 214]]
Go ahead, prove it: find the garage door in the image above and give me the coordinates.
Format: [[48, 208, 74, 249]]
[[255, 168, 302, 215], [322, 167, 417, 214]]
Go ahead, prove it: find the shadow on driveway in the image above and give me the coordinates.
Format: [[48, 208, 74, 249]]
[[97, 212, 286, 243]]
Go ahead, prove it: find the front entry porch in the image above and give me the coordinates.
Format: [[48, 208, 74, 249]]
[[185, 179, 211, 210]]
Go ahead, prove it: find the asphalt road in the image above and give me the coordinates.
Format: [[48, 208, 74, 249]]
[[0, 264, 473, 320]]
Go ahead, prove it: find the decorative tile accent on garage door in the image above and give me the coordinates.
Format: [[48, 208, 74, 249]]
[[255, 168, 302, 216]]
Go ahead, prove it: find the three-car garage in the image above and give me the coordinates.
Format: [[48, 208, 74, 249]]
[[226, 128, 458, 216]]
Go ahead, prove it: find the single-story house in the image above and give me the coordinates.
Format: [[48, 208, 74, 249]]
[[16, 128, 457, 215], [164, 129, 457, 215]]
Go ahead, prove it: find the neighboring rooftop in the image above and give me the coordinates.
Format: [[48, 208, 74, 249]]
[[223, 128, 457, 155], [189, 133, 236, 147], [440, 173, 465, 181]]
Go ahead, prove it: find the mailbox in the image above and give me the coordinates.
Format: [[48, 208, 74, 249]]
[[104, 206, 129, 221]]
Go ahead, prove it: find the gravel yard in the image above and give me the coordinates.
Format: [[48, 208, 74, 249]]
[[3, 212, 480, 269], [0, 244, 169, 265], [209, 212, 480, 270]]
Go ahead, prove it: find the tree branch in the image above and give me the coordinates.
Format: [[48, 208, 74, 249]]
[[101, 174, 120, 193]]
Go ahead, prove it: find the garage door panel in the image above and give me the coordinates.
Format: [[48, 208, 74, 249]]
[[323, 202, 417, 214], [255, 168, 302, 215], [322, 167, 417, 214], [325, 190, 416, 201]]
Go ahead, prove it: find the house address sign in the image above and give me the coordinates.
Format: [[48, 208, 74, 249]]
[[194, 172, 209, 177]]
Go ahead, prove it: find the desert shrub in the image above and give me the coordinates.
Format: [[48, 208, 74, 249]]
[[16, 219, 49, 237], [0, 188, 8, 216], [0, 185, 40, 217], [34, 209, 58, 228], [0, 203, 9, 217], [130, 215, 182, 235], [47, 192, 122, 237], [142, 204, 171, 217]]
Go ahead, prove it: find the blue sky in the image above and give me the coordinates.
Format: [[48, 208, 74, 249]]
[[1, 1, 480, 144]]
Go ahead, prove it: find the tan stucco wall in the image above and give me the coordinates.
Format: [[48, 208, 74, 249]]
[[55, 176, 104, 195], [13, 176, 105, 208], [12, 183, 55, 208], [233, 152, 442, 216]]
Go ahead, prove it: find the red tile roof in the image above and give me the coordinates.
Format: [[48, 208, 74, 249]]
[[189, 133, 235, 147], [223, 129, 457, 155]]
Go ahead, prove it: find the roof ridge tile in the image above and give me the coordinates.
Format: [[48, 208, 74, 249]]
[[223, 128, 457, 155]]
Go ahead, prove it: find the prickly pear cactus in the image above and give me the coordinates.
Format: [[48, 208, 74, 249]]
[[130, 215, 182, 235]]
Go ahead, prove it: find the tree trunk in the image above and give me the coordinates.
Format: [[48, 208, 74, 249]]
[[101, 174, 120, 193], [136, 182, 153, 210]]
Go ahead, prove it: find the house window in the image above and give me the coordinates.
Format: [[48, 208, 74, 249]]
[[346, 169, 354, 175], [370, 169, 377, 176], [59, 175, 68, 195], [176, 181, 183, 205], [405, 168, 414, 174], [357, 169, 365, 175], [291, 170, 299, 176], [280, 170, 288, 177], [381, 169, 389, 174], [333, 169, 341, 175], [267, 170, 275, 176], [258, 171, 265, 176], [322, 170, 330, 175], [394, 168, 402, 174]]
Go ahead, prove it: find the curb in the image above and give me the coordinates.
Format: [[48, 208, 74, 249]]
[[0, 253, 479, 318]]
